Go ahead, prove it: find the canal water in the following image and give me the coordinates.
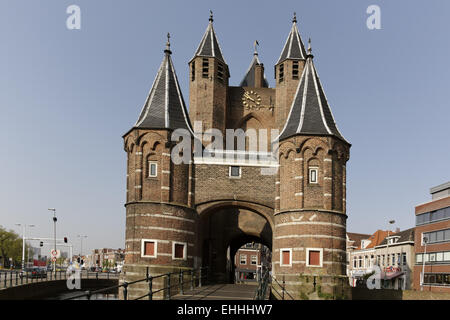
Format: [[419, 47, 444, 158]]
[[47, 292, 118, 300]]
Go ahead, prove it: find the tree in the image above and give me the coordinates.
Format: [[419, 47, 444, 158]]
[[0, 226, 23, 268]]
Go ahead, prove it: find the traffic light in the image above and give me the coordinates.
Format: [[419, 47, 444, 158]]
[[40, 241, 43, 247], [64, 237, 67, 243]]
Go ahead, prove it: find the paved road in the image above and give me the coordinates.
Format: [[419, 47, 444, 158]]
[[172, 284, 257, 300]]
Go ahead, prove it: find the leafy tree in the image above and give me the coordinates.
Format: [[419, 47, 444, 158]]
[[0, 226, 24, 268]]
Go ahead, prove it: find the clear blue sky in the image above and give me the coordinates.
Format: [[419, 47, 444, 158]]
[[1, 0, 449, 255]]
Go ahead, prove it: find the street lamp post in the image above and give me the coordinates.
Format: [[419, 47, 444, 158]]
[[48, 208, 57, 276], [77, 235, 87, 264], [15, 224, 35, 271], [421, 236, 428, 291], [384, 220, 395, 288]]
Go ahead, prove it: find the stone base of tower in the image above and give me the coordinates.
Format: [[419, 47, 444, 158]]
[[270, 273, 352, 300], [119, 264, 197, 300]]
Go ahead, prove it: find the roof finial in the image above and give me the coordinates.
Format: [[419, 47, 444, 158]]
[[253, 40, 259, 55], [164, 32, 172, 55], [307, 38, 312, 55], [293, 12, 297, 23], [209, 10, 214, 22]]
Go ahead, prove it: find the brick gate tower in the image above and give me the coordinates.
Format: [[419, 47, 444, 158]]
[[121, 12, 351, 300]]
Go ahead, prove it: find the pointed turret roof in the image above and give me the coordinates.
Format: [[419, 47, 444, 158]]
[[134, 34, 192, 133], [276, 13, 307, 65], [239, 42, 269, 87], [278, 42, 348, 143], [191, 11, 226, 64]]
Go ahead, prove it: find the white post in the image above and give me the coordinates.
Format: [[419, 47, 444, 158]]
[[421, 236, 428, 291]]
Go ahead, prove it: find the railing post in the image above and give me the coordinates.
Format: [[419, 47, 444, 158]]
[[166, 273, 171, 300], [148, 277, 153, 300], [191, 269, 194, 290], [10, 272, 12, 287], [15, 271, 18, 286], [282, 275, 285, 300], [199, 268, 202, 288], [123, 282, 128, 300], [179, 270, 184, 295]]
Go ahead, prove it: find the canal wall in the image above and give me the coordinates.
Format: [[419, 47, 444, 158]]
[[0, 279, 118, 300]]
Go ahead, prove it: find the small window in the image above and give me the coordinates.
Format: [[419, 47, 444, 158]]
[[148, 161, 157, 177], [229, 166, 241, 178], [202, 58, 209, 78], [278, 63, 284, 83], [280, 249, 291, 267], [307, 248, 322, 267], [173, 242, 187, 260], [309, 167, 318, 184], [240, 254, 247, 265], [191, 61, 195, 81], [251, 255, 257, 265], [292, 61, 299, 79], [141, 239, 157, 258]]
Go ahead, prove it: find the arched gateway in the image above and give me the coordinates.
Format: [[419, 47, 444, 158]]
[[121, 13, 351, 300]]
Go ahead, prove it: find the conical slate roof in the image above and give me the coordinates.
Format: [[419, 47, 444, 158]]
[[190, 12, 226, 64], [239, 51, 269, 88], [134, 36, 192, 133], [276, 14, 307, 65], [278, 52, 348, 143]]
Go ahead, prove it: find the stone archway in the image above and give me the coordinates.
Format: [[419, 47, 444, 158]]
[[197, 202, 273, 283]]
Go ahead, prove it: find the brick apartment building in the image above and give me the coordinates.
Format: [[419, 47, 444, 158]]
[[414, 181, 450, 292], [121, 12, 351, 299], [233, 243, 271, 281], [89, 248, 125, 269]]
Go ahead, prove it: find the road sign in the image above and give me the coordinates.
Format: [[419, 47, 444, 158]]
[[50, 249, 60, 258]]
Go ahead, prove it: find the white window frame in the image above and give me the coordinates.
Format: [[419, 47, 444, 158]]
[[240, 254, 247, 265], [229, 166, 241, 179], [148, 161, 158, 178], [280, 248, 292, 267], [172, 241, 187, 260], [141, 239, 157, 258], [306, 248, 323, 268], [251, 255, 258, 265], [309, 167, 319, 184]]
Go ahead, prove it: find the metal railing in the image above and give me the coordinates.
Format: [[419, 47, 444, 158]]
[[63, 267, 208, 300], [0, 269, 119, 290], [270, 275, 294, 300], [254, 270, 270, 300]]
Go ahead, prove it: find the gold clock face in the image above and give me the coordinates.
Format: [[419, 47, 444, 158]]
[[242, 90, 262, 109]]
